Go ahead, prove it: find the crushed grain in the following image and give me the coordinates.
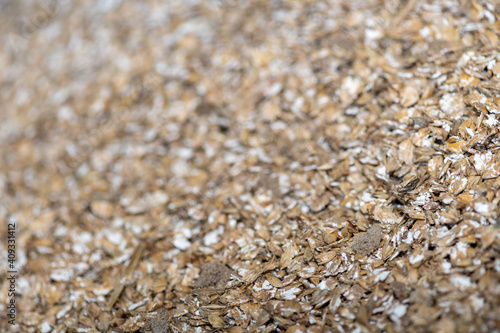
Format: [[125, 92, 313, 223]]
[[1, 0, 500, 332]]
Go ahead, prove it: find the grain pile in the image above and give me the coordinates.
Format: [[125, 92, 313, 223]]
[[0, 0, 500, 332]]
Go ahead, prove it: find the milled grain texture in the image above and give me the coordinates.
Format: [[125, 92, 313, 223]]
[[0, 1, 499, 332]]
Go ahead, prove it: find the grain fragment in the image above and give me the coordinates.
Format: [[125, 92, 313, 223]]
[[90, 200, 114, 219]]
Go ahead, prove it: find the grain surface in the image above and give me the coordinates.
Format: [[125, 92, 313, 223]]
[[0, 0, 499, 332]]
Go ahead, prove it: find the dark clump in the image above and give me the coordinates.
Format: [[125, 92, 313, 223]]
[[193, 261, 232, 289], [352, 225, 383, 256], [145, 308, 170, 333]]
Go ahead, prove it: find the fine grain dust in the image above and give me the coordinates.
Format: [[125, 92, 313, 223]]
[[352, 225, 383, 256], [193, 261, 232, 289], [145, 308, 170, 333]]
